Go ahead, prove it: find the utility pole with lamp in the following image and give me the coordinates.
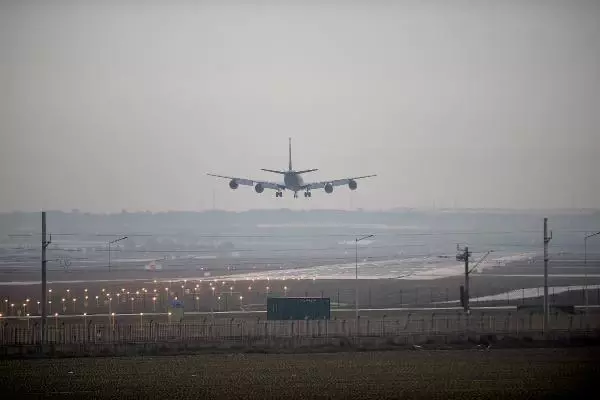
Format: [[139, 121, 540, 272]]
[[543, 218, 552, 335], [41, 211, 52, 344], [108, 236, 128, 272], [355, 234, 374, 322], [584, 231, 600, 315], [457, 244, 493, 313]]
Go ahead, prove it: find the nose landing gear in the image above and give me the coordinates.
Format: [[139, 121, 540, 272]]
[[275, 191, 283, 198]]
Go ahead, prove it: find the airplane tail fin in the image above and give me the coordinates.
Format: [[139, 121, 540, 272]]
[[288, 137, 292, 171], [262, 138, 315, 174]]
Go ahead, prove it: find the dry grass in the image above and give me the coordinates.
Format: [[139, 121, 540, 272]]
[[1, 348, 598, 399]]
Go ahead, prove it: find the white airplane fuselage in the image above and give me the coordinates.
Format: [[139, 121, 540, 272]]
[[283, 172, 304, 192]]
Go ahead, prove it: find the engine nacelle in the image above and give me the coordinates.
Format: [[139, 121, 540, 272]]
[[348, 180, 357, 190], [324, 183, 334, 194], [229, 179, 239, 189], [255, 183, 264, 193]]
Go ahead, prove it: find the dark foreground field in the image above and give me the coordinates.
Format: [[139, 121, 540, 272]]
[[1, 348, 598, 399]]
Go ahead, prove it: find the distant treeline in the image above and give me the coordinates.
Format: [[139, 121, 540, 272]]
[[1, 209, 599, 240]]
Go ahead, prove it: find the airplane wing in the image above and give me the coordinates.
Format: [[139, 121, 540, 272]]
[[207, 173, 285, 190], [303, 174, 376, 190]]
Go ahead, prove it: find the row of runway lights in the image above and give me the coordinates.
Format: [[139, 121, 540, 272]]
[[0, 278, 294, 317], [0, 311, 176, 328]]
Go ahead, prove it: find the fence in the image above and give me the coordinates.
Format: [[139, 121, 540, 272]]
[[2, 312, 598, 346]]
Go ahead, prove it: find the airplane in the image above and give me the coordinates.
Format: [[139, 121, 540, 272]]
[[144, 257, 167, 271], [207, 138, 376, 198]]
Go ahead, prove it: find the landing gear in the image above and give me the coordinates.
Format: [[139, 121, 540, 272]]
[[304, 191, 312, 198], [294, 192, 298, 198], [275, 191, 283, 198]]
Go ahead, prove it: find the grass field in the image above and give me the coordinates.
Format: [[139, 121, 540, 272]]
[[1, 348, 598, 399]]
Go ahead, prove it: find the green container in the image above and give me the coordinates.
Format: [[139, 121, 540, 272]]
[[267, 297, 331, 320]]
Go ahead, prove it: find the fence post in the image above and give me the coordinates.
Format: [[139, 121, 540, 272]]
[[569, 316, 573, 331], [317, 320, 321, 337], [264, 321, 268, 339], [480, 313, 485, 332], [403, 313, 411, 331], [529, 312, 533, 330]]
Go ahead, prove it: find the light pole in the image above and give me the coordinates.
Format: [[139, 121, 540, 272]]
[[211, 286, 215, 315], [355, 234, 374, 321], [584, 231, 600, 312], [108, 236, 128, 272]]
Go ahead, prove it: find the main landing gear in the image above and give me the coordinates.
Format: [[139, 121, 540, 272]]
[[276, 191, 311, 198]]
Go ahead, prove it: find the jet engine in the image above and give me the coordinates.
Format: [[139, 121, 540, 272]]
[[229, 179, 239, 189], [324, 183, 334, 194], [348, 179, 357, 190], [255, 183, 264, 193]]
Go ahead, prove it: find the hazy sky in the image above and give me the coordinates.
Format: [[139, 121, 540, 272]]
[[1, 0, 599, 212]]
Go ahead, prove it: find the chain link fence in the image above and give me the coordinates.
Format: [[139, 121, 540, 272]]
[[2, 312, 598, 346]]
